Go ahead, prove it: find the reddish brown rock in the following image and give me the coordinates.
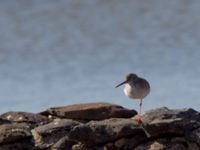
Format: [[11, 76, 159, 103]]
[[40, 102, 137, 120]]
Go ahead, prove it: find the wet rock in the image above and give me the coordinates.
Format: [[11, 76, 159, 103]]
[[69, 118, 146, 146], [141, 107, 200, 138], [0, 123, 31, 144], [40, 102, 136, 120], [31, 119, 81, 149], [0, 111, 49, 126]]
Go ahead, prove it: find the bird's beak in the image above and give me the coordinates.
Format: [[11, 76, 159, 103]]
[[115, 81, 127, 88]]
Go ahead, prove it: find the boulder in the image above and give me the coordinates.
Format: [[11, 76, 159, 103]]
[[188, 127, 200, 145], [114, 135, 147, 150], [69, 118, 146, 146], [40, 102, 136, 120], [141, 107, 200, 138], [0, 123, 31, 144], [0, 111, 49, 126], [0, 118, 11, 125], [52, 136, 74, 150], [134, 137, 199, 150], [0, 139, 36, 150], [31, 119, 81, 149]]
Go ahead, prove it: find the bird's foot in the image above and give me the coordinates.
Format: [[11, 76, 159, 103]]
[[132, 115, 142, 124]]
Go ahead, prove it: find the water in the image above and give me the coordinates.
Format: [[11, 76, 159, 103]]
[[0, 0, 200, 113]]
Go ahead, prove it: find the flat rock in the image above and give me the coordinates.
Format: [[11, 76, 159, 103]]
[[69, 118, 146, 146], [0, 111, 49, 126], [40, 102, 137, 120], [141, 107, 200, 138], [0, 123, 31, 144], [31, 119, 81, 149]]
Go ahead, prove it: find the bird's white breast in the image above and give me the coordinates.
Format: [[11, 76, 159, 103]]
[[124, 84, 133, 98], [123, 83, 149, 99]]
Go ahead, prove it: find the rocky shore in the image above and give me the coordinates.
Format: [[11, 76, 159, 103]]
[[0, 102, 199, 150]]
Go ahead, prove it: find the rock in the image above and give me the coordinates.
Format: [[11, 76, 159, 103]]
[[0, 118, 11, 125], [104, 143, 115, 150], [142, 107, 200, 123], [115, 135, 147, 150], [187, 142, 200, 150], [114, 138, 127, 149], [188, 127, 200, 145], [52, 136, 75, 150], [0, 111, 49, 126], [40, 102, 136, 120], [31, 119, 81, 149], [0, 139, 36, 150], [0, 123, 31, 144], [141, 107, 200, 138], [69, 118, 146, 146], [134, 137, 190, 150], [72, 143, 86, 150]]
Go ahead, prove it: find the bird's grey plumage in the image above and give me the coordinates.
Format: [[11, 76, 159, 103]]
[[124, 76, 150, 99]]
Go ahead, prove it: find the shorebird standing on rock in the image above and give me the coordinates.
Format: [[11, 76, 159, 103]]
[[116, 73, 150, 123]]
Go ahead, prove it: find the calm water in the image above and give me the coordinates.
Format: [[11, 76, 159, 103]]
[[0, 0, 200, 113]]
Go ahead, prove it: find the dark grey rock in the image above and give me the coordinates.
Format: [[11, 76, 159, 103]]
[[40, 102, 137, 120], [188, 127, 200, 146], [0, 123, 31, 144], [0, 118, 11, 125], [141, 107, 200, 138], [0, 111, 49, 126], [104, 142, 115, 150], [72, 143, 86, 150], [134, 137, 196, 150], [31, 119, 81, 149], [0, 139, 36, 150], [69, 118, 146, 146], [114, 135, 147, 150], [52, 136, 75, 150]]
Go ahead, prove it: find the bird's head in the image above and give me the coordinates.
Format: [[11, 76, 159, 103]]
[[115, 73, 138, 88]]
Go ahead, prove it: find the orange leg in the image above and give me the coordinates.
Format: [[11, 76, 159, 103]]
[[133, 99, 143, 124]]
